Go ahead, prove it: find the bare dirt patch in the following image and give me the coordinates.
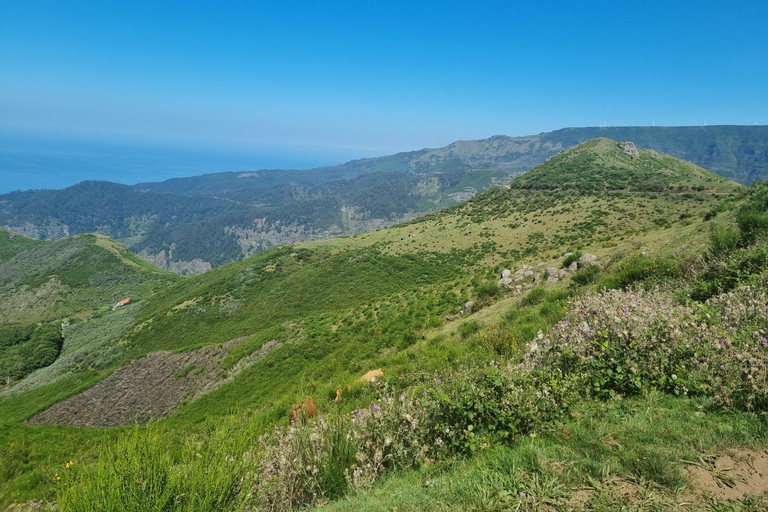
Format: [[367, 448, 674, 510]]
[[682, 449, 768, 503], [26, 337, 270, 427]]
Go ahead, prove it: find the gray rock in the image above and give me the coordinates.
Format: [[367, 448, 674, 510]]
[[501, 269, 511, 279], [568, 261, 578, 273], [564, 252, 573, 258], [524, 270, 534, 277], [462, 301, 475, 314], [579, 253, 598, 264], [619, 141, 639, 158], [558, 269, 568, 278], [498, 277, 513, 286]]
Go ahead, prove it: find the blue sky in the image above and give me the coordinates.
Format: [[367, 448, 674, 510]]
[[2, 0, 767, 156]]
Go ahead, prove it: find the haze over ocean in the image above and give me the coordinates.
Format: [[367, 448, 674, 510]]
[[0, 134, 383, 194]]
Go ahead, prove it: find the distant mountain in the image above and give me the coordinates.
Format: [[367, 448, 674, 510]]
[[135, 125, 768, 195], [0, 126, 765, 272]]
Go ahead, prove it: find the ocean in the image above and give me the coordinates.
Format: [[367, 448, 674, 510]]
[[0, 133, 382, 194]]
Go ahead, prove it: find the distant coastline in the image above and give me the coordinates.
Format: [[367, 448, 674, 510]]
[[0, 133, 381, 193]]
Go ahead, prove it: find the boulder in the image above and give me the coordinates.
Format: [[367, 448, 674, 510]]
[[498, 277, 513, 287], [462, 301, 475, 314], [568, 261, 578, 273], [501, 269, 511, 279], [619, 141, 640, 158], [579, 253, 598, 264]]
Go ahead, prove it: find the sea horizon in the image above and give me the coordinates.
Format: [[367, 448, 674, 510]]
[[0, 132, 387, 194]]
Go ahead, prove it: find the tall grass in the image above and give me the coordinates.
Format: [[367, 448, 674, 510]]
[[57, 418, 256, 511]]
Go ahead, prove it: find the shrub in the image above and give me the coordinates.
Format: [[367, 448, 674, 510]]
[[480, 324, 522, 355], [474, 280, 503, 307], [459, 321, 481, 339], [561, 251, 582, 268], [251, 391, 433, 509], [521, 287, 546, 307], [525, 285, 768, 410], [571, 264, 601, 286], [709, 225, 741, 254], [616, 254, 679, 288], [427, 362, 579, 454]]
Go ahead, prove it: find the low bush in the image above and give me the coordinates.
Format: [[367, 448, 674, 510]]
[[525, 285, 768, 409], [459, 321, 481, 339], [561, 251, 582, 268], [521, 287, 546, 307], [571, 264, 601, 286], [615, 254, 679, 288], [474, 280, 503, 308]]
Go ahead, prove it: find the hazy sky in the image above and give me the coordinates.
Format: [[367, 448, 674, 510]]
[[2, 0, 767, 155]]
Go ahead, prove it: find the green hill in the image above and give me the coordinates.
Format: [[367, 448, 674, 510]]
[[1, 126, 765, 274], [4, 139, 768, 510], [0, 230, 178, 325]]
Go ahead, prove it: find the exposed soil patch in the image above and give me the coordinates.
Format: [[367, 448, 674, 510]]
[[682, 449, 768, 503], [26, 336, 268, 427]]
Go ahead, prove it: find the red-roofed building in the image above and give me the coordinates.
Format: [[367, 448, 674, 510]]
[[112, 298, 131, 310]]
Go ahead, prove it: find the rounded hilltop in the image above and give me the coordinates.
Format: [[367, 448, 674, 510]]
[[510, 137, 738, 193]]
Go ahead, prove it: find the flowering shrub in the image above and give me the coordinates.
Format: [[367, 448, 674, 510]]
[[248, 363, 580, 510], [426, 362, 579, 453], [249, 392, 433, 510], [526, 285, 768, 410]]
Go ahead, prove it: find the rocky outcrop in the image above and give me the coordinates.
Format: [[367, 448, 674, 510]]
[[619, 141, 640, 158], [496, 253, 601, 292]]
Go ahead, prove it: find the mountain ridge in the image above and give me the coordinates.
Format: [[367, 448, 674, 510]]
[[0, 126, 764, 272]]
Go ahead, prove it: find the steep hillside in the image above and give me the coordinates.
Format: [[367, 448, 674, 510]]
[[2, 138, 736, 417], [1, 127, 764, 274], [0, 229, 177, 325], [7, 139, 768, 510]]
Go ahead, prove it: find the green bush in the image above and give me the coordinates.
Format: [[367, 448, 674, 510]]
[[709, 225, 741, 254], [0, 323, 62, 384], [616, 254, 679, 288], [571, 264, 601, 286], [521, 287, 546, 306], [561, 251, 582, 268], [459, 321, 481, 340], [474, 280, 503, 307]]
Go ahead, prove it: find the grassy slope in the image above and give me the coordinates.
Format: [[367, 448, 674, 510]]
[[0, 232, 178, 324], [323, 393, 768, 511], [0, 139, 758, 508]]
